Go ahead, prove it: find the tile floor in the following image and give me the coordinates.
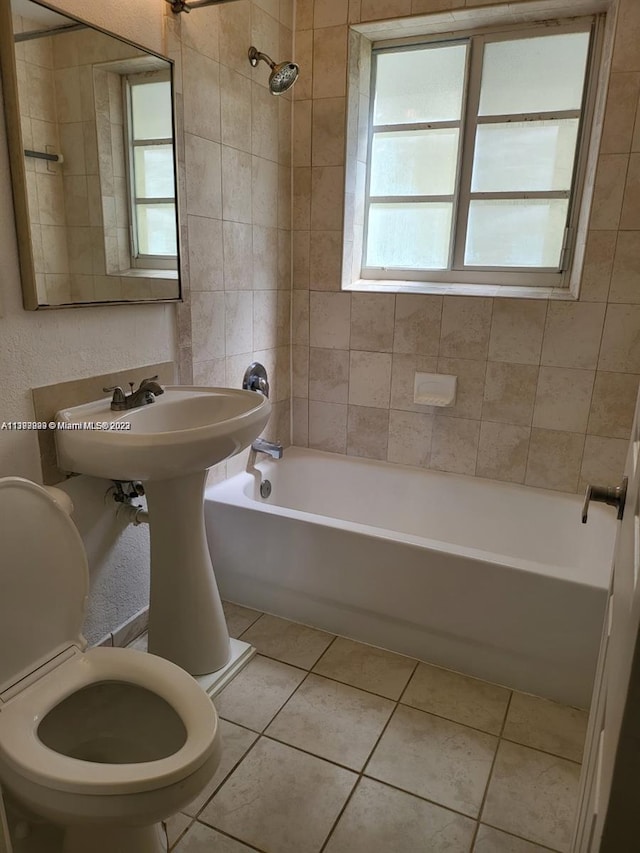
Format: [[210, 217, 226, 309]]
[[133, 603, 588, 853]]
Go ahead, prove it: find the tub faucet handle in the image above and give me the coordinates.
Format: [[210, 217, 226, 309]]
[[582, 477, 628, 524]]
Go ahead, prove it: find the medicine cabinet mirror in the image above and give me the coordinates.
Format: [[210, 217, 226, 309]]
[[0, 0, 182, 308]]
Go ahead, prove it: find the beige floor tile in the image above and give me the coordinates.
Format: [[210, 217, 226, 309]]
[[503, 693, 588, 763], [166, 813, 191, 849], [473, 824, 556, 853], [240, 614, 335, 668], [221, 601, 262, 638], [366, 704, 497, 817], [401, 662, 511, 735], [312, 636, 417, 699], [214, 655, 306, 731], [183, 720, 258, 816], [324, 777, 476, 853], [200, 738, 357, 853], [174, 821, 257, 852], [266, 673, 394, 770], [482, 741, 581, 852]]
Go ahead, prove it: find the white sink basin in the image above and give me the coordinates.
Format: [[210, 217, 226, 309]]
[[55, 385, 271, 481]]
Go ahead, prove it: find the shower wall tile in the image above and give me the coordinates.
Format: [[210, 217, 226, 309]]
[[349, 351, 392, 408], [609, 231, 640, 302], [430, 417, 480, 476], [579, 435, 629, 492], [309, 401, 348, 452], [589, 154, 628, 230], [310, 291, 351, 348], [220, 66, 252, 152], [387, 409, 433, 467], [620, 154, 640, 229], [440, 297, 492, 360], [599, 304, 640, 372], [433, 357, 486, 420], [600, 72, 640, 154], [476, 422, 530, 485], [540, 303, 606, 370], [183, 47, 221, 142], [361, 0, 411, 20], [252, 225, 279, 290], [393, 295, 442, 356], [482, 362, 538, 427], [312, 98, 347, 166], [181, 0, 293, 461], [311, 166, 345, 230], [350, 293, 395, 351], [312, 26, 348, 99], [579, 230, 616, 303], [309, 230, 343, 290], [532, 368, 595, 434], [309, 347, 350, 402], [185, 134, 222, 218], [293, 230, 311, 288], [347, 405, 389, 460], [525, 429, 584, 493], [314, 0, 349, 28], [293, 397, 310, 445], [588, 372, 639, 439]]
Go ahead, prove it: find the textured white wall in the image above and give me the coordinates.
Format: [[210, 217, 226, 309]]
[[0, 0, 174, 643]]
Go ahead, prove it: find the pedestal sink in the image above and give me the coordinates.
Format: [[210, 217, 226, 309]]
[[55, 386, 270, 691]]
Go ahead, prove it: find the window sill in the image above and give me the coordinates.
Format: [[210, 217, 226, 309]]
[[344, 279, 579, 300], [121, 268, 178, 280]]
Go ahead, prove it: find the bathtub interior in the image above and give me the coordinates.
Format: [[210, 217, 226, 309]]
[[227, 449, 615, 585]]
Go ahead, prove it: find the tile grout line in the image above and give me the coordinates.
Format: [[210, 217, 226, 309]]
[[468, 689, 513, 851], [317, 657, 420, 853]]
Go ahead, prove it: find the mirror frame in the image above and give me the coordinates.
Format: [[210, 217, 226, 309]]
[[0, 0, 183, 309]]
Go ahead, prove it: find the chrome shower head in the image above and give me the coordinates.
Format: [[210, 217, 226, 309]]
[[248, 46, 299, 95]]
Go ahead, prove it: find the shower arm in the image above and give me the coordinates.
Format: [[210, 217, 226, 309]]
[[165, 0, 240, 13]]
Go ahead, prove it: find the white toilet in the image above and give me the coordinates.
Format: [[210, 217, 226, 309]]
[[0, 477, 222, 853]]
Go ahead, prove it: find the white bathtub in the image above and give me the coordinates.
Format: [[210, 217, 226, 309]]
[[205, 448, 616, 707]]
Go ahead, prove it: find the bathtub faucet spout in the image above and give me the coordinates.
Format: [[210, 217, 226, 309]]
[[250, 437, 284, 460]]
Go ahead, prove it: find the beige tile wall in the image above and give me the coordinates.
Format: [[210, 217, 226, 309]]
[[169, 0, 293, 470], [291, 0, 640, 493]]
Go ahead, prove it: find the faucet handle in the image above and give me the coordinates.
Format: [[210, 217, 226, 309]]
[[139, 375, 159, 387], [103, 385, 125, 401]]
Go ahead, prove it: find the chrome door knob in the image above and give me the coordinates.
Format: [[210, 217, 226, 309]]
[[582, 477, 628, 524]]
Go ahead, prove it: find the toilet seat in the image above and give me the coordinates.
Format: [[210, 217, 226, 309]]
[[0, 646, 219, 796]]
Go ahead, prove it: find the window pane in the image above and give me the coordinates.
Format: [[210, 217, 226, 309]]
[[464, 199, 569, 267], [136, 204, 177, 256], [478, 32, 590, 116], [134, 145, 175, 198], [366, 203, 452, 269], [374, 44, 467, 125], [472, 120, 579, 192], [131, 80, 173, 140], [371, 129, 459, 196]]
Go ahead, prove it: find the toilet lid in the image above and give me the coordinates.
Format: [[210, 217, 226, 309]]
[[0, 478, 88, 692]]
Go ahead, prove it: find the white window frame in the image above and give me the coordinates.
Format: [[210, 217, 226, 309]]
[[358, 16, 603, 291], [123, 69, 178, 271]]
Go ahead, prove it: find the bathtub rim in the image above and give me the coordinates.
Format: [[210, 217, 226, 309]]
[[206, 449, 613, 592]]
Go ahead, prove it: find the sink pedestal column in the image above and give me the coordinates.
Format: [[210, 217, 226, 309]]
[[145, 470, 232, 676]]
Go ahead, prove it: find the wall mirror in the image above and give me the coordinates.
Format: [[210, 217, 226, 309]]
[[0, 0, 181, 309]]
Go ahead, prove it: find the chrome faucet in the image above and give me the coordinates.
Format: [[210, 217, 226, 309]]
[[247, 437, 284, 472], [250, 437, 283, 459], [103, 376, 165, 411]]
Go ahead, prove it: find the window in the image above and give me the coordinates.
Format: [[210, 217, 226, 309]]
[[124, 71, 177, 268], [361, 21, 598, 290]]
